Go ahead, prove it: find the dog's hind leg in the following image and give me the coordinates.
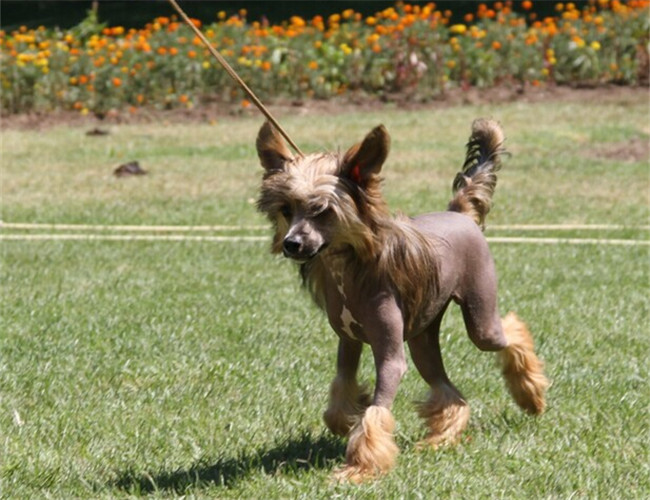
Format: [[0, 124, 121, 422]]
[[458, 273, 548, 415], [498, 312, 549, 415], [408, 313, 470, 449], [464, 306, 548, 414], [323, 337, 371, 437]]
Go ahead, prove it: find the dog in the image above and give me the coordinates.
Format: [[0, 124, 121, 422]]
[[256, 119, 549, 482]]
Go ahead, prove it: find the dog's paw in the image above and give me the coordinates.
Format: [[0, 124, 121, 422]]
[[331, 464, 380, 484]]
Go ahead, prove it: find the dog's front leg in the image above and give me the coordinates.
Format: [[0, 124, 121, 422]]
[[335, 324, 406, 482], [323, 337, 371, 436]]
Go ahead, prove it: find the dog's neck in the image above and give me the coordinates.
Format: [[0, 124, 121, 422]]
[[300, 215, 440, 333]]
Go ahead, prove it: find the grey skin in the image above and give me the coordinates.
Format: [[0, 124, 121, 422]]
[[316, 210, 506, 410]]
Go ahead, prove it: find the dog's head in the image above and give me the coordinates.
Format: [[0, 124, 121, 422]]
[[256, 122, 391, 262]]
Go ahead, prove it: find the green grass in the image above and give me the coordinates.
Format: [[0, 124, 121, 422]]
[[1, 90, 649, 498]]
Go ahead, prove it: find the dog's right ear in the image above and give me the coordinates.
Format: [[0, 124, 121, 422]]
[[256, 122, 294, 173], [341, 125, 390, 186]]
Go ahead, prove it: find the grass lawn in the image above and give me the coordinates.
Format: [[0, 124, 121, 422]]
[[1, 89, 649, 498]]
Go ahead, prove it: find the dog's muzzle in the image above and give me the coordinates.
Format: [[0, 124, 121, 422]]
[[282, 236, 325, 261]]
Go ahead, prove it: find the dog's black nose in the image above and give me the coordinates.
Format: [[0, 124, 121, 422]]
[[283, 237, 302, 257]]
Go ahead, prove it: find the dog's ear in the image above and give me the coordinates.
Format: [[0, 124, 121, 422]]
[[341, 125, 390, 185], [256, 121, 294, 173]]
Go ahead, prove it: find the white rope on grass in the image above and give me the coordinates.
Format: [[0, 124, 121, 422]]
[[0, 234, 267, 242], [487, 236, 649, 246], [0, 222, 268, 232], [2, 222, 648, 232], [488, 224, 650, 231], [0, 233, 647, 246]]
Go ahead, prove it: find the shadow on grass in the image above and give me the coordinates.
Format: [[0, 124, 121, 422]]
[[111, 432, 345, 495]]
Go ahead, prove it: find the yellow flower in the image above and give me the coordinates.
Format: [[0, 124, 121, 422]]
[[340, 43, 352, 55], [450, 24, 467, 35], [590, 41, 601, 51]]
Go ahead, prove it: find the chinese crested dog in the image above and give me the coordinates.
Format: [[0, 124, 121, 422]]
[[256, 119, 549, 482]]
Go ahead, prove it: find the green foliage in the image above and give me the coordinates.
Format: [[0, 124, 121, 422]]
[[0, 1, 648, 114]]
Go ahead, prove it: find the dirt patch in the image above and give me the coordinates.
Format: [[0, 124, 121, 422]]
[[0, 84, 647, 131], [591, 137, 649, 163]]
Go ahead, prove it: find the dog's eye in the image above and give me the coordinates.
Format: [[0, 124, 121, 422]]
[[314, 205, 332, 219], [279, 205, 292, 219]]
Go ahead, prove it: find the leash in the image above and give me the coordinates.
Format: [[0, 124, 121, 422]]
[[167, 0, 304, 156]]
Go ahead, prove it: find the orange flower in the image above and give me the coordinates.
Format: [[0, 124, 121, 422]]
[[525, 33, 538, 45], [112, 77, 122, 87], [290, 16, 306, 28], [157, 47, 167, 55], [522, 1, 533, 10], [261, 61, 272, 71], [308, 60, 319, 70], [169, 47, 178, 55], [179, 94, 189, 103], [241, 99, 251, 108], [492, 40, 502, 50], [188, 50, 197, 58]]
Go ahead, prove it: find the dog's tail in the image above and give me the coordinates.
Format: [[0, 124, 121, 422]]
[[447, 119, 506, 230]]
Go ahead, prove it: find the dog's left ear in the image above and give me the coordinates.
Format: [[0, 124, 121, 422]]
[[256, 121, 295, 173], [341, 125, 390, 185]]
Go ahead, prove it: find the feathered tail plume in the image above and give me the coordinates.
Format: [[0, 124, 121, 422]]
[[448, 119, 506, 230]]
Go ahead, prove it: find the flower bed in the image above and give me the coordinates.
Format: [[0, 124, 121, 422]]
[[1, 1, 648, 114]]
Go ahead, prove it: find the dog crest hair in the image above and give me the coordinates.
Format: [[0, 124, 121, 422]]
[[256, 120, 548, 482]]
